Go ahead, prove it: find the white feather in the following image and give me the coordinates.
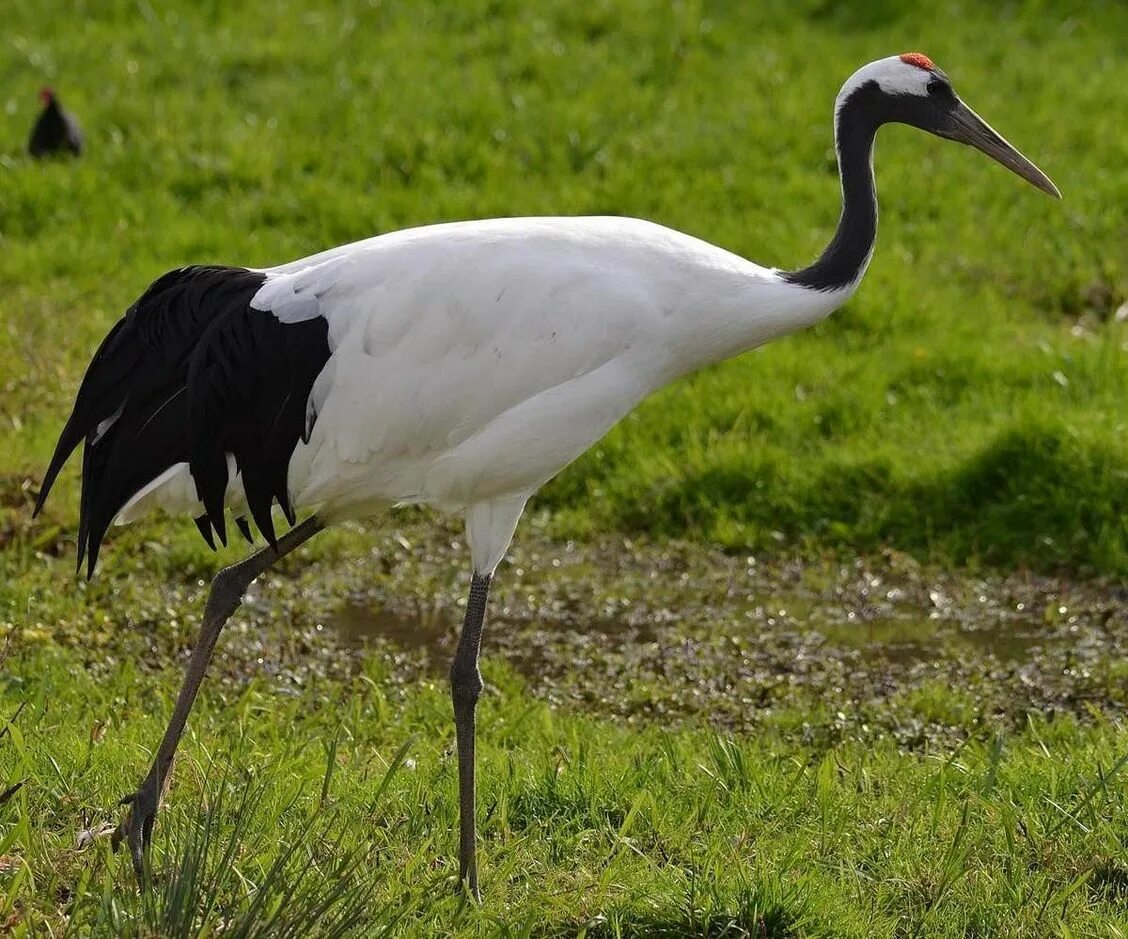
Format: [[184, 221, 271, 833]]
[[837, 55, 934, 109]]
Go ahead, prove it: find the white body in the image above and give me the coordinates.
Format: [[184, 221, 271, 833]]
[[119, 216, 859, 572]]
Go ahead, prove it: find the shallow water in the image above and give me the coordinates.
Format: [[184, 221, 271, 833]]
[[304, 523, 1126, 745], [329, 599, 659, 675], [329, 588, 1076, 674]]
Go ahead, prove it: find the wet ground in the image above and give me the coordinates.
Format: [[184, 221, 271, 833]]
[[279, 517, 1128, 746], [331, 577, 1091, 673], [14, 507, 1128, 748]]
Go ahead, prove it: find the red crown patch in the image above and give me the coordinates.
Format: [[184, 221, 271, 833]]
[[899, 52, 935, 71]]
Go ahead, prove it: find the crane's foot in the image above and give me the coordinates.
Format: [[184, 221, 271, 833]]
[[456, 872, 481, 902], [110, 771, 162, 882]]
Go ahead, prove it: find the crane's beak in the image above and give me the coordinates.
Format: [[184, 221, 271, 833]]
[[935, 100, 1061, 198]]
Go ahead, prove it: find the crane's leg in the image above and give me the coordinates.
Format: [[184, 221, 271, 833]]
[[112, 515, 324, 879], [450, 571, 492, 899]]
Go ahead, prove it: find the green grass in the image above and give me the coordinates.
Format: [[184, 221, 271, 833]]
[[3, 650, 1127, 937], [2, 0, 1128, 935], [5, 511, 1128, 936], [1, 0, 1126, 574]]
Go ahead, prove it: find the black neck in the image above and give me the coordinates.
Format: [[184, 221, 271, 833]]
[[783, 87, 881, 292]]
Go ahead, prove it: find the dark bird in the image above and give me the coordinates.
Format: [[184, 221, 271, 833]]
[[36, 54, 1058, 896], [28, 87, 83, 158]]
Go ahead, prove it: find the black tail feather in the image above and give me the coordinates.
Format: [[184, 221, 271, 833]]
[[234, 516, 254, 545], [194, 515, 217, 550], [38, 265, 330, 575], [187, 302, 329, 551], [35, 319, 129, 517], [78, 386, 191, 578]]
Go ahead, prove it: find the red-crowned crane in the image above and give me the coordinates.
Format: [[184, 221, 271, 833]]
[[28, 87, 83, 158], [36, 54, 1058, 896]]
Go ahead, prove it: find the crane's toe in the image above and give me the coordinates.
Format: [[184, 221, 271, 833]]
[[111, 774, 161, 881]]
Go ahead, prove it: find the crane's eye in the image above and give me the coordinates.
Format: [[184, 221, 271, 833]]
[[927, 79, 954, 102]]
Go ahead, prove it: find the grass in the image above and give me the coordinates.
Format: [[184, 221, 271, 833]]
[[5, 512, 1128, 936], [1, 0, 1127, 935], [3, 648, 1127, 937], [1, 0, 1125, 574]]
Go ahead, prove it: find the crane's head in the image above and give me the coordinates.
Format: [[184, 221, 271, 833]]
[[837, 54, 1060, 198], [38, 86, 56, 106]]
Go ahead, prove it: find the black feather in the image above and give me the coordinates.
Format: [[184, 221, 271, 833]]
[[38, 265, 331, 575], [76, 386, 192, 577], [234, 516, 254, 545], [186, 300, 329, 548], [37, 267, 260, 516], [194, 514, 217, 550]]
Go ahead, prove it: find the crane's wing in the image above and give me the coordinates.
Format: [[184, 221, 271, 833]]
[[37, 266, 330, 575], [250, 219, 676, 512]]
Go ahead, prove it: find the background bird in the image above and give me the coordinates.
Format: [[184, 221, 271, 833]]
[[36, 53, 1057, 897], [28, 87, 83, 158]]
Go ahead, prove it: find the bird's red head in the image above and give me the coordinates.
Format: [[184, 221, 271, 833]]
[[38, 86, 56, 105], [898, 52, 935, 72]]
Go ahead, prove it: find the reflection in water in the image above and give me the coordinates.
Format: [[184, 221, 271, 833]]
[[331, 603, 452, 653], [329, 599, 1061, 672], [817, 614, 1055, 664]]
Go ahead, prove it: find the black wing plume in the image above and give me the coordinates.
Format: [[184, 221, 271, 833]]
[[37, 265, 331, 575]]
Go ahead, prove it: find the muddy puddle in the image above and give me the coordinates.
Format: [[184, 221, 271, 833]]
[[44, 514, 1126, 746], [313, 526, 1127, 745], [328, 596, 1063, 671], [328, 598, 663, 684]]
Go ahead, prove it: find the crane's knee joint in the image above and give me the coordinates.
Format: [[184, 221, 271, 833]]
[[449, 664, 483, 707], [207, 564, 253, 615]]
